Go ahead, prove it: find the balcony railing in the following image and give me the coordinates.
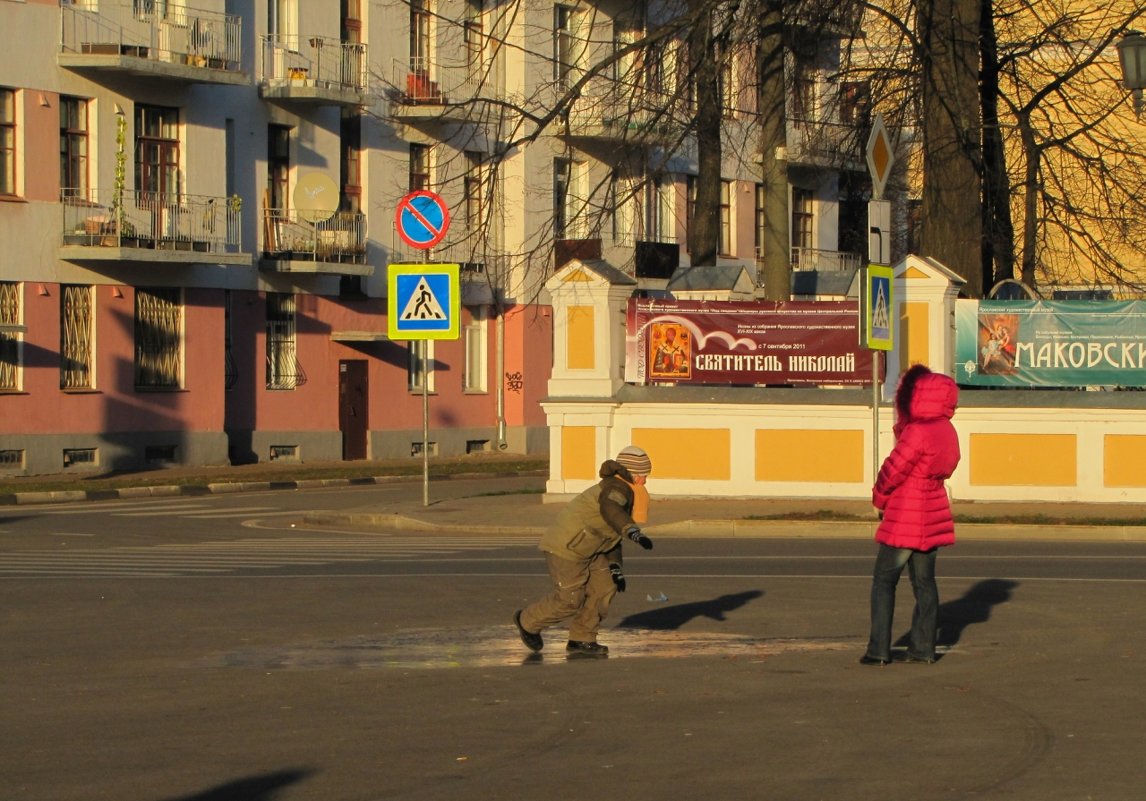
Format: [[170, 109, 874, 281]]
[[260, 35, 368, 95], [790, 246, 862, 272], [262, 209, 367, 264], [389, 56, 485, 111], [567, 75, 678, 143], [60, 0, 242, 75], [786, 118, 865, 168], [62, 188, 242, 254]]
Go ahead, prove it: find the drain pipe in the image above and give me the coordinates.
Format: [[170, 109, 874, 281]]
[[496, 309, 508, 450]]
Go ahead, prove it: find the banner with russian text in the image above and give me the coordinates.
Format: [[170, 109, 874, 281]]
[[625, 298, 876, 386], [954, 299, 1146, 387]]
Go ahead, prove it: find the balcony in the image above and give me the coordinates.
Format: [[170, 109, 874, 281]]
[[261, 209, 371, 276], [790, 246, 862, 272], [59, 0, 245, 86], [565, 76, 679, 146], [387, 57, 485, 123], [259, 35, 369, 107], [784, 118, 866, 171], [634, 240, 679, 279], [554, 238, 602, 269], [60, 189, 248, 264]]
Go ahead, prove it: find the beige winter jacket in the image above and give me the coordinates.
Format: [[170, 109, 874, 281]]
[[538, 460, 639, 564]]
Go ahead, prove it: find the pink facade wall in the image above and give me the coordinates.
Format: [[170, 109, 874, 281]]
[[2, 285, 224, 435]]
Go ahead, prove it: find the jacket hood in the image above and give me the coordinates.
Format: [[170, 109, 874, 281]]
[[907, 372, 958, 421], [599, 459, 634, 481]]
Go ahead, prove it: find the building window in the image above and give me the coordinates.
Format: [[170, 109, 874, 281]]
[[61, 285, 93, 390], [136, 105, 180, 201], [408, 339, 435, 392], [553, 157, 570, 239], [0, 88, 15, 196], [267, 124, 290, 211], [0, 281, 21, 391], [840, 80, 871, 125], [409, 143, 430, 191], [266, 292, 300, 390], [717, 37, 734, 117], [643, 172, 672, 243], [754, 184, 766, 259], [554, 5, 575, 88], [340, 112, 361, 212], [135, 287, 182, 390], [792, 64, 816, 122], [463, 306, 488, 392], [60, 97, 89, 198], [719, 180, 733, 255], [268, 0, 296, 39], [464, 0, 484, 74], [685, 175, 696, 250], [464, 150, 484, 233], [410, 0, 431, 74], [611, 170, 634, 246], [792, 187, 814, 255], [224, 289, 237, 390]]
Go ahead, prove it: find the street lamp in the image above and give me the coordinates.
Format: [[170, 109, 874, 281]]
[[1116, 30, 1146, 116]]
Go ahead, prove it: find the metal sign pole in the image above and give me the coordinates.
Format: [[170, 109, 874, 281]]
[[872, 351, 880, 484], [422, 246, 432, 507]]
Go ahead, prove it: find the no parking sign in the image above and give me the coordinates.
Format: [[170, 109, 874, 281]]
[[395, 190, 450, 250]]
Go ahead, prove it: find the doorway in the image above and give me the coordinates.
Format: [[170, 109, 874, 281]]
[[339, 359, 368, 460]]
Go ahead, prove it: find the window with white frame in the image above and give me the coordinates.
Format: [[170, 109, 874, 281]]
[[266, 292, 300, 390], [754, 183, 766, 259], [643, 172, 673, 243], [134, 287, 182, 390], [791, 187, 814, 261], [685, 175, 696, 250], [409, 143, 430, 192], [60, 285, 94, 390], [0, 88, 16, 197], [464, 0, 484, 75], [408, 339, 435, 392], [410, 0, 431, 74], [0, 281, 21, 391], [719, 180, 733, 255], [553, 157, 570, 238], [553, 5, 575, 88], [463, 306, 487, 392], [611, 170, 634, 246], [268, 0, 297, 40], [60, 97, 89, 198]]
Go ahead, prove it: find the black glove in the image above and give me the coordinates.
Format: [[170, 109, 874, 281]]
[[608, 563, 626, 592], [625, 525, 653, 550]]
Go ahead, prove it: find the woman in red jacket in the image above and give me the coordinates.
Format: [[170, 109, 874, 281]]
[[861, 364, 961, 666]]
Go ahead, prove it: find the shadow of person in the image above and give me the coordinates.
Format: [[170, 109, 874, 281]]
[[894, 578, 1019, 650], [615, 590, 764, 631], [157, 768, 313, 801]]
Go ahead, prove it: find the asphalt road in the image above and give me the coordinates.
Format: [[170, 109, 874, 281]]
[[2, 486, 1145, 801]]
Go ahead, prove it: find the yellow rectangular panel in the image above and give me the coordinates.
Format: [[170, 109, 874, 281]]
[[566, 306, 594, 370], [561, 426, 598, 480], [900, 301, 930, 371], [1105, 434, 1146, 488], [969, 433, 1076, 486], [756, 429, 865, 482], [632, 428, 730, 480]]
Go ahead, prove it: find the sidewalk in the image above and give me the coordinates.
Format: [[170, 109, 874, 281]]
[[303, 488, 1146, 543]]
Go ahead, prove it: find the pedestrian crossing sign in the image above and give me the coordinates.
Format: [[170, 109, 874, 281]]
[[865, 264, 894, 351], [387, 263, 461, 340]]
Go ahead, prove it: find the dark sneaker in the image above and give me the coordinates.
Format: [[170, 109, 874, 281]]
[[859, 654, 891, 666], [566, 640, 609, 658], [513, 610, 543, 652]]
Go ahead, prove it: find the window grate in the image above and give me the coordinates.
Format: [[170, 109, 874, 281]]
[[135, 287, 182, 388], [269, 445, 299, 461], [0, 281, 20, 390], [145, 444, 177, 463], [61, 285, 93, 389], [410, 441, 438, 457], [63, 448, 97, 468], [0, 449, 24, 468]]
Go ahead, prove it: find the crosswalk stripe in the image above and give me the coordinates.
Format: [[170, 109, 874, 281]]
[[0, 535, 531, 577]]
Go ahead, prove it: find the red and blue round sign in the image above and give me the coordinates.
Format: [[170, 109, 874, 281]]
[[395, 190, 450, 250]]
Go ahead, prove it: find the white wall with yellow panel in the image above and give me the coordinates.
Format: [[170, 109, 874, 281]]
[[544, 260, 636, 399], [542, 255, 1146, 504]]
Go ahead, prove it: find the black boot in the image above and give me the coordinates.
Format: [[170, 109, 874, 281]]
[[566, 640, 609, 658]]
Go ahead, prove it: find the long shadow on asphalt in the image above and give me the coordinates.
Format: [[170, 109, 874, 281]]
[[615, 590, 764, 631], [157, 768, 313, 801], [894, 578, 1020, 650]]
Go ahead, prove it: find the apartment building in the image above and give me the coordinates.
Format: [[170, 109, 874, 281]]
[[0, 0, 869, 474]]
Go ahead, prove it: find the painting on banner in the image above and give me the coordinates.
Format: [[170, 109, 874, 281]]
[[955, 300, 1146, 387], [624, 298, 878, 386]]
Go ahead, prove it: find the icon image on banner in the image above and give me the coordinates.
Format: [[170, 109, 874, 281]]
[[400, 277, 447, 322]]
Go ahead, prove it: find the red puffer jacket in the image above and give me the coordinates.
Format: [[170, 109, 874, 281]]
[[872, 367, 961, 551]]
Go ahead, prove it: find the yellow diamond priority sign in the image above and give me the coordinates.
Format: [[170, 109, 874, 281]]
[[866, 114, 895, 202]]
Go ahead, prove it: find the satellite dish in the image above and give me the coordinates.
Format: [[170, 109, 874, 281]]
[[293, 172, 339, 223], [988, 279, 1040, 300]]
